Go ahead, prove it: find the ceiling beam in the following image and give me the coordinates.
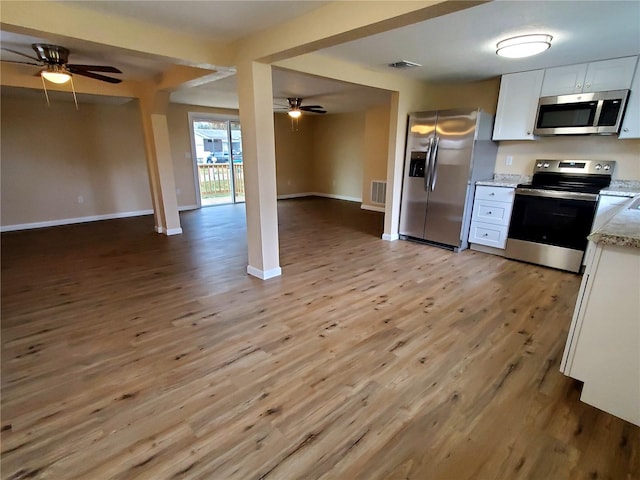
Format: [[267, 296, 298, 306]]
[[233, 0, 488, 64]]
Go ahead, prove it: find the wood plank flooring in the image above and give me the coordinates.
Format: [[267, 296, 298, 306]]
[[1, 197, 638, 480]]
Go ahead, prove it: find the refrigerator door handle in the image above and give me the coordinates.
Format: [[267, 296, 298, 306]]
[[423, 137, 434, 192], [430, 136, 440, 191]]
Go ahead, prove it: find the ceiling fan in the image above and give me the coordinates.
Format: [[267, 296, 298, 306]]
[[1, 43, 123, 84], [278, 97, 327, 118]]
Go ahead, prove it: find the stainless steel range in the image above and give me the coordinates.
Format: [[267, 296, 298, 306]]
[[505, 159, 615, 272]]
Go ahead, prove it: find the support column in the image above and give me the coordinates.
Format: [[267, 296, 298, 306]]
[[138, 89, 182, 235], [383, 91, 409, 241], [236, 60, 281, 279]]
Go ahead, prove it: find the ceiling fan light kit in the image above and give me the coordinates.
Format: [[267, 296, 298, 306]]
[[41, 65, 71, 84], [496, 34, 553, 58], [288, 109, 302, 118]]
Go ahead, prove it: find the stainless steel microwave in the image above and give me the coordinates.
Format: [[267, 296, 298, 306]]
[[533, 89, 630, 135]]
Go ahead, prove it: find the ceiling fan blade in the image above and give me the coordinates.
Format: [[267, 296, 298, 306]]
[[300, 105, 324, 109], [68, 64, 122, 74], [1, 47, 41, 63], [2, 59, 41, 67], [300, 106, 327, 114], [72, 70, 122, 84]]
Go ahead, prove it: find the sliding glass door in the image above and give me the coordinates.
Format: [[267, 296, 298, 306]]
[[191, 118, 244, 206]]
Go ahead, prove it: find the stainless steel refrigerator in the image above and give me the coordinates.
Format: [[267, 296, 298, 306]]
[[399, 109, 497, 251]]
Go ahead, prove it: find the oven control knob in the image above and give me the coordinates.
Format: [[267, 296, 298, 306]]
[[543, 162, 550, 168], [603, 164, 611, 171], [595, 164, 602, 170], [536, 162, 543, 168]]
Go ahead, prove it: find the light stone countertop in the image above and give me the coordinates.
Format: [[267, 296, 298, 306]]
[[476, 174, 531, 188], [600, 180, 640, 197], [588, 196, 640, 249]]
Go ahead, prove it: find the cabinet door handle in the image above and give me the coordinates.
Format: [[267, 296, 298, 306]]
[[623, 128, 629, 132]]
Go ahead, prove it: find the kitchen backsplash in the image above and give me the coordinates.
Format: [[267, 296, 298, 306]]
[[495, 136, 640, 180]]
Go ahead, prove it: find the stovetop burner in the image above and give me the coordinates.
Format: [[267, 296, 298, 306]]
[[522, 159, 616, 194]]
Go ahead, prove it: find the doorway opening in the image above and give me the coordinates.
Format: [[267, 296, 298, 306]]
[[190, 116, 244, 206]]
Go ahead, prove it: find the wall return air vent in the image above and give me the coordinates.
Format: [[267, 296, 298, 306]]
[[388, 60, 422, 69]]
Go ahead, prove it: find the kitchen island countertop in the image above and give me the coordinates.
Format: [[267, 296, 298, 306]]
[[588, 196, 640, 249]]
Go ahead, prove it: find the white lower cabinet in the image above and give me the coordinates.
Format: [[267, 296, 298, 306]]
[[469, 185, 515, 253], [561, 240, 640, 426]]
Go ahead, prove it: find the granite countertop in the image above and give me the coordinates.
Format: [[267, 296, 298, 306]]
[[476, 174, 531, 188], [588, 196, 640, 249], [600, 180, 640, 197]]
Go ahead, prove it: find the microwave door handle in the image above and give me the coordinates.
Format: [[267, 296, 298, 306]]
[[592, 100, 604, 126], [424, 137, 433, 192], [431, 137, 440, 191]]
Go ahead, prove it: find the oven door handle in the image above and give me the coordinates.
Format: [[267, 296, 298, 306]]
[[515, 188, 599, 202]]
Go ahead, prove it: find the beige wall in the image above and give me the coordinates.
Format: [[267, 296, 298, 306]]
[[273, 113, 315, 195], [496, 137, 640, 181], [362, 104, 391, 207], [312, 112, 366, 200], [1, 92, 151, 228], [166, 103, 240, 208], [273, 111, 369, 201], [423, 78, 500, 115]]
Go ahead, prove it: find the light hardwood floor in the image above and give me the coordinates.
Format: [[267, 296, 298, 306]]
[[1, 197, 638, 480]]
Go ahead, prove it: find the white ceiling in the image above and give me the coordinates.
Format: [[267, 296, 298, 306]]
[[2, 1, 639, 113], [321, 0, 640, 83]]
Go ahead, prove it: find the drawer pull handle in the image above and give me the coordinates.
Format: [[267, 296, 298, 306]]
[[487, 211, 492, 214], [489, 192, 495, 196], [483, 233, 489, 236]]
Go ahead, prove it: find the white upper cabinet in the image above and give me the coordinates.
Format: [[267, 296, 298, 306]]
[[619, 60, 640, 139], [541, 56, 638, 97], [493, 69, 544, 141]]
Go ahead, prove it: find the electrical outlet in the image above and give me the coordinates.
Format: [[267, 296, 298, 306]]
[[77, 195, 84, 204], [505, 155, 513, 166]]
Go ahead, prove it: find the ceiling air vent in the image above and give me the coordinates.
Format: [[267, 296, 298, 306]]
[[388, 60, 422, 69]]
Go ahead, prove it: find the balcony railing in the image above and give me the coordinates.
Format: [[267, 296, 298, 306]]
[[198, 164, 245, 196]]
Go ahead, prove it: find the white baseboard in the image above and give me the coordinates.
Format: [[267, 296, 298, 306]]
[[382, 233, 399, 241], [277, 192, 314, 200], [179, 204, 199, 211], [165, 228, 183, 236], [276, 192, 362, 203], [247, 265, 282, 280], [361, 204, 385, 213], [1, 209, 155, 233]]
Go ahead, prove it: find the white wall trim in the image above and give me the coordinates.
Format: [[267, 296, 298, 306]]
[[276, 192, 362, 203], [313, 192, 362, 202], [247, 265, 282, 280], [1, 209, 154, 233], [382, 233, 399, 241], [165, 227, 183, 236], [361, 204, 385, 213], [155, 225, 164, 234], [277, 192, 315, 200], [178, 204, 199, 211]]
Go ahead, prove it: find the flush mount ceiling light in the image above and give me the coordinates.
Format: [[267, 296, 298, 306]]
[[496, 34, 553, 58], [41, 64, 71, 84]]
